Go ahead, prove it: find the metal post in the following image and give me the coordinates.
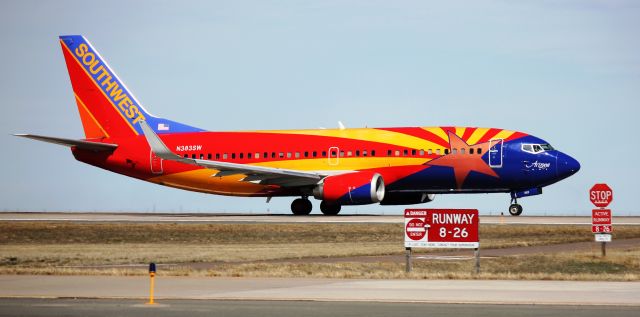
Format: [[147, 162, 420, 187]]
[[601, 242, 606, 257], [474, 248, 480, 274], [405, 247, 412, 273]]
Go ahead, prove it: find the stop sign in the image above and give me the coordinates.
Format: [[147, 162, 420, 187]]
[[590, 183, 613, 208]]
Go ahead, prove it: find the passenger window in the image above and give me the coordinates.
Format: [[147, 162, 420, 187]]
[[313, 151, 318, 158], [239, 153, 244, 159], [200, 154, 204, 159], [340, 151, 345, 157], [223, 153, 228, 159], [347, 151, 353, 157], [411, 149, 416, 156], [331, 150, 336, 157], [452, 148, 457, 155], [395, 150, 400, 156], [419, 149, 425, 156], [263, 152, 268, 158], [444, 149, 449, 155], [322, 151, 327, 157], [403, 149, 408, 156], [216, 153, 220, 159], [271, 152, 276, 158], [255, 152, 260, 159], [295, 152, 300, 158], [371, 150, 376, 157], [428, 149, 433, 155], [279, 152, 284, 158], [183, 154, 188, 158], [436, 149, 441, 155], [477, 148, 482, 155], [207, 153, 212, 159], [460, 148, 465, 155], [231, 153, 236, 159], [287, 152, 291, 158], [356, 150, 360, 157], [247, 152, 252, 159], [363, 150, 368, 157], [192, 154, 197, 159], [304, 151, 309, 158], [469, 148, 474, 154], [387, 150, 392, 156]]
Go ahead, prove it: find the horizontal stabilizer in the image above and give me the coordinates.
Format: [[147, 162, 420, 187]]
[[14, 134, 117, 152]]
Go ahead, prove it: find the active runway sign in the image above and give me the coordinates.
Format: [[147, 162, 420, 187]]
[[404, 209, 479, 248]]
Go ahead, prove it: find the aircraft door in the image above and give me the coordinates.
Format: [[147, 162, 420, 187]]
[[150, 151, 163, 174], [488, 139, 503, 168], [328, 146, 339, 166]]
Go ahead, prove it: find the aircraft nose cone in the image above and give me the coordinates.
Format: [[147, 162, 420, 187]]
[[557, 152, 580, 178]]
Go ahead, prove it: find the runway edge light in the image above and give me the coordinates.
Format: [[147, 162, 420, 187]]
[[147, 262, 156, 305]]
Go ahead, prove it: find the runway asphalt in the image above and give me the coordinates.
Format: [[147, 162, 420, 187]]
[[1, 298, 638, 317], [1, 212, 639, 225]]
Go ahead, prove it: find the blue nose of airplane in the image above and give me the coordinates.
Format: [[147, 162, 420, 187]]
[[556, 152, 580, 178]]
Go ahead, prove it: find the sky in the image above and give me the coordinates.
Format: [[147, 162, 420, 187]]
[[0, 0, 638, 215]]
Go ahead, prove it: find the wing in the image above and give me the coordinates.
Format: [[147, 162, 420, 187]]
[[139, 121, 325, 187], [14, 134, 117, 152]]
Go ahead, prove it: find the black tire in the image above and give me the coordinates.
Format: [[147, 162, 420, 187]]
[[508, 204, 523, 216], [291, 198, 312, 215], [319, 201, 341, 215]]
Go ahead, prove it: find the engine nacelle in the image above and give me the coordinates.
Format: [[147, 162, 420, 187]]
[[313, 172, 385, 205], [380, 192, 435, 205]]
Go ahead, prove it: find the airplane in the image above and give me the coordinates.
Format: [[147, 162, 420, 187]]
[[15, 35, 580, 216]]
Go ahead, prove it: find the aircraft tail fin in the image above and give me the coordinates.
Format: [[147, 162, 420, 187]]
[[58, 35, 203, 138]]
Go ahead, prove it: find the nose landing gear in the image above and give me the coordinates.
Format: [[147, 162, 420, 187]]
[[509, 196, 523, 216]]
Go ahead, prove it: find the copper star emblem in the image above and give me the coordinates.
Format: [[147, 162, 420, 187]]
[[427, 132, 500, 189]]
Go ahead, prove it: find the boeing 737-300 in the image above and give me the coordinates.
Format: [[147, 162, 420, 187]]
[[16, 35, 580, 216]]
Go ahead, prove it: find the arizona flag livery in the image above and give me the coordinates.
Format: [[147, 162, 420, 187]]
[[16, 35, 580, 215]]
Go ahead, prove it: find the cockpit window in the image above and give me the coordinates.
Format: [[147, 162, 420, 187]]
[[540, 143, 554, 151], [522, 143, 554, 154]]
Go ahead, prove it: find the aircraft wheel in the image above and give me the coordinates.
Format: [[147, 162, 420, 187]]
[[508, 204, 523, 216], [320, 201, 341, 215], [291, 198, 312, 215]]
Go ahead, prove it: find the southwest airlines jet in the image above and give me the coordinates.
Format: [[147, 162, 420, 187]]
[[16, 35, 580, 216]]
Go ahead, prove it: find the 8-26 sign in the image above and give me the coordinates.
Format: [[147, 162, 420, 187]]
[[404, 209, 479, 248]]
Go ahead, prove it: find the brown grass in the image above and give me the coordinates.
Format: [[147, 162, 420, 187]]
[[1, 221, 639, 280]]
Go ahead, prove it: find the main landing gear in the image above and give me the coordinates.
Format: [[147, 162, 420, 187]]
[[290, 198, 342, 215], [319, 201, 341, 215], [509, 196, 523, 216], [291, 198, 312, 215]]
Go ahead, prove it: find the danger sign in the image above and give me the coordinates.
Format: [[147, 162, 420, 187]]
[[404, 209, 479, 248]]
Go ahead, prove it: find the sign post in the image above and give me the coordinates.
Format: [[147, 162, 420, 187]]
[[590, 184, 613, 257], [404, 209, 479, 273]]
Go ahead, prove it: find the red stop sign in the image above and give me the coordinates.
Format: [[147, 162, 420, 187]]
[[590, 183, 613, 208]]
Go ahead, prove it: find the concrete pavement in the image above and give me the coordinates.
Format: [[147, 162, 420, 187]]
[[1, 276, 638, 306]]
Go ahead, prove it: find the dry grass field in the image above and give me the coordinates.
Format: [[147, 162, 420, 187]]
[[1, 221, 639, 280]]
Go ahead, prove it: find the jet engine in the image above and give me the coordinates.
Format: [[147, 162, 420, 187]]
[[313, 172, 385, 205]]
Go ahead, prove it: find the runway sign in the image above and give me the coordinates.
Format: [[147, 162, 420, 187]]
[[404, 209, 479, 248], [592, 209, 612, 233]]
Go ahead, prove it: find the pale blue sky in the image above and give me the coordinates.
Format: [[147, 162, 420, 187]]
[[1, 0, 638, 215]]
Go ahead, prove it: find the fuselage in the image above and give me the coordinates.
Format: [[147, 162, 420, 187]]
[[72, 126, 580, 200]]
